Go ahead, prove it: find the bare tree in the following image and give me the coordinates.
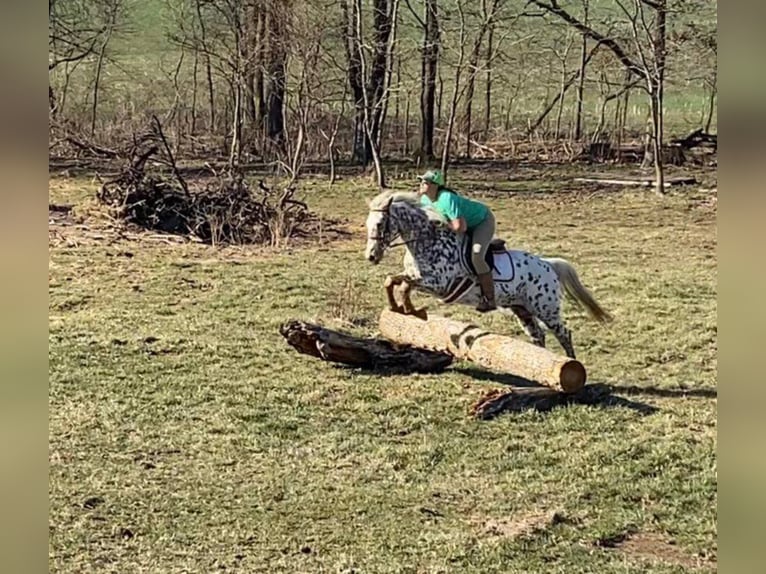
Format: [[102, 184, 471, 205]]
[[530, 0, 671, 195], [460, 0, 502, 158], [49, 0, 116, 72], [265, 2, 291, 152], [49, 0, 125, 125], [341, 0, 399, 182], [573, 0, 590, 140], [677, 19, 716, 132], [405, 0, 440, 161]]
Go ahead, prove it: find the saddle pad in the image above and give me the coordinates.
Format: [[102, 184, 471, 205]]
[[440, 251, 515, 304], [491, 251, 515, 282]]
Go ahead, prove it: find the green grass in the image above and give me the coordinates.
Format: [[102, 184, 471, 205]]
[[49, 164, 717, 572]]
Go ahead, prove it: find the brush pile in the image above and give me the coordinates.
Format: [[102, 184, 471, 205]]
[[97, 117, 327, 246]]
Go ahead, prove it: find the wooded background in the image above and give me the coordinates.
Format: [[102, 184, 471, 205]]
[[49, 0, 717, 189]]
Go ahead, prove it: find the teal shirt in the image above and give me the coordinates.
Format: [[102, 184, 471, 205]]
[[420, 189, 489, 230]]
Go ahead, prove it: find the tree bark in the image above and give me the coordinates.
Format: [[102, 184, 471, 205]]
[[378, 310, 587, 392]]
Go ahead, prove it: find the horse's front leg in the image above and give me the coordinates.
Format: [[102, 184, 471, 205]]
[[398, 279, 428, 320], [384, 275, 407, 313]]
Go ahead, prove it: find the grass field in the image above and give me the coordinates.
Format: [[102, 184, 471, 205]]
[[49, 164, 717, 572]]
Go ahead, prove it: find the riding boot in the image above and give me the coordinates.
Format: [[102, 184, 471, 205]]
[[476, 272, 497, 312]]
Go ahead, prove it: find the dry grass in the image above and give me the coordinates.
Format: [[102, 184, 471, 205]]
[[49, 163, 716, 573]]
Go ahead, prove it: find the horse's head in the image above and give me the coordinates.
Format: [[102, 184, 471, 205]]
[[364, 194, 395, 264], [365, 190, 440, 264]]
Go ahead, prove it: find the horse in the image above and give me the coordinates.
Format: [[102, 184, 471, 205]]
[[363, 190, 612, 359]]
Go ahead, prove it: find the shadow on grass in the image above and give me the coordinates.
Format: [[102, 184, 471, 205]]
[[451, 365, 702, 418], [454, 365, 716, 399]]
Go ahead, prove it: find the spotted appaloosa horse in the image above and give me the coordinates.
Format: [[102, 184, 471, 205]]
[[364, 190, 612, 359]]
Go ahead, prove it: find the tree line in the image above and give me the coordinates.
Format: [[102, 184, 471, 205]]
[[49, 0, 717, 193]]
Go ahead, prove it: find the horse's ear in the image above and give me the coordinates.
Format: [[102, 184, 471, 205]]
[[386, 196, 394, 208]]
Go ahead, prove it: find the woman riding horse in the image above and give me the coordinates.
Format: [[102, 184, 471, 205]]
[[417, 169, 497, 312]]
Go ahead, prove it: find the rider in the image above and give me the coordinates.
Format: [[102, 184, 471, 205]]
[[417, 169, 497, 312]]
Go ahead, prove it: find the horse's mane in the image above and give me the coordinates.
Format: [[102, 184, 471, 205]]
[[368, 189, 448, 225]]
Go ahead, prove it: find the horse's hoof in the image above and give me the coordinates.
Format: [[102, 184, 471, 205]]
[[413, 308, 428, 320], [390, 305, 406, 314]]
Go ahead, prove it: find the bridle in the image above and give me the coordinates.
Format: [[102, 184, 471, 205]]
[[369, 204, 418, 249]]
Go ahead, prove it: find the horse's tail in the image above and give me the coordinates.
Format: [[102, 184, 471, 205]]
[[543, 257, 613, 324]]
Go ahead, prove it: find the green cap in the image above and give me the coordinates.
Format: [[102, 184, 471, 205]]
[[417, 169, 445, 187]]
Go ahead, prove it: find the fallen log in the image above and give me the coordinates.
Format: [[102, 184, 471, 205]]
[[573, 175, 697, 188], [279, 320, 453, 373], [378, 309, 586, 393], [470, 384, 612, 419]]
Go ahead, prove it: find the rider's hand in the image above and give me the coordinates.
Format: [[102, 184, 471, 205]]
[[449, 218, 467, 234]]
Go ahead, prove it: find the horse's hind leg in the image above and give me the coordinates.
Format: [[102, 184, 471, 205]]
[[538, 308, 576, 359], [551, 321, 575, 359], [510, 305, 546, 348]]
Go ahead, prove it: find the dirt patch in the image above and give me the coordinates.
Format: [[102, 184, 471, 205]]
[[596, 530, 716, 570], [474, 510, 568, 541]]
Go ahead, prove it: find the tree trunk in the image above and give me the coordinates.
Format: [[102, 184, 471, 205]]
[[255, 5, 267, 139], [375, 0, 400, 154], [419, 0, 439, 160], [437, 66, 444, 130], [617, 69, 631, 160], [191, 46, 199, 144], [366, 0, 396, 163], [378, 309, 587, 392], [573, 0, 589, 141], [554, 59, 567, 140], [266, 2, 287, 149], [440, 0, 467, 177], [651, 0, 667, 195], [244, 0, 257, 129], [90, 9, 116, 138], [460, 0, 496, 158], [195, 0, 216, 132], [650, 87, 665, 195], [229, 78, 242, 168], [394, 55, 401, 137], [704, 79, 716, 133], [504, 93, 513, 131], [404, 93, 410, 155], [341, 0, 367, 163], [483, 15, 494, 139]]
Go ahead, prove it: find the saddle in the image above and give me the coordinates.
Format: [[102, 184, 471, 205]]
[[464, 237, 507, 275]]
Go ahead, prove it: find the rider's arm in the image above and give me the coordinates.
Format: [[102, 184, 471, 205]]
[[449, 218, 467, 233], [441, 192, 467, 233]]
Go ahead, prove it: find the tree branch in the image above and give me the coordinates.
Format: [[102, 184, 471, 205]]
[[529, 0, 647, 79]]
